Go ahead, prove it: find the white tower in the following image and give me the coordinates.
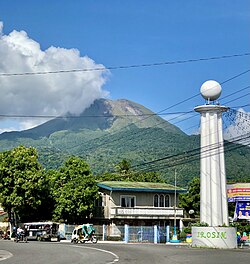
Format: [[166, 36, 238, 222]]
[[194, 80, 229, 226]]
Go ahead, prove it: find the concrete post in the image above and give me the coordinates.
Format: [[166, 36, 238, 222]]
[[154, 225, 158, 244], [166, 225, 170, 243], [124, 224, 129, 243], [103, 224, 107, 241]]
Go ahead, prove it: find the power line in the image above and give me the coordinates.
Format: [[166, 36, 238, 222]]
[[0, 53, 249, 77], [223, 93, 250, 105], [1, 69, 248, 161], [129, 110, 250, 170], [107, 134, 250, 175], [0, 84, 248, 120], [144, 141, 250, 173], [230, 108, 250, 115], [130, 132, 250, 173], [220, 85, 250, 101], [146, 69, 250, 115], [71, 83, 250, 155], [69, 111, 197, 154], [60, 88, 249, 156], [0, 111, 193, 119], [230, 104, 250, 109], [2, 66, 248, 155]]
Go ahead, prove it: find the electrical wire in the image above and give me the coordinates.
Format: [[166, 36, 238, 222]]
[[0, 111, 193, 119], [130, 133, 250, 173], [71, 84, 249, 155], [1, 69, 249, 166], [0, 53, 249, 77]]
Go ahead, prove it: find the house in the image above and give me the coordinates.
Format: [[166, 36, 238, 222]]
[[94, 181, 186, 229]]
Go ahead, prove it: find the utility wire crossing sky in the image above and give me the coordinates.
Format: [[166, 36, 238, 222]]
[[0, 1, 249, 135]]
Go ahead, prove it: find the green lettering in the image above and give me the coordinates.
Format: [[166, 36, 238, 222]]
[[220, 232, 226, 239], [196, 230, 228, 240]]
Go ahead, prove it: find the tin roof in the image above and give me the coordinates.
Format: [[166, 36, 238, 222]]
[[97, 181, 186, 193]]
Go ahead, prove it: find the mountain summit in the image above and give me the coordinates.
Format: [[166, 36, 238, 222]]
[[0, 98, 249, 186], [0, 99, 183, 140]]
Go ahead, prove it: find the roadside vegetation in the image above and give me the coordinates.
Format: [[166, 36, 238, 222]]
[[0, 145, 247, 236], [0, 146, 99, 224], [0, 146, 164, 224]]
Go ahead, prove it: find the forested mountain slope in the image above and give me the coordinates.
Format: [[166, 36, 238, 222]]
[[0, 99, 249, 187]]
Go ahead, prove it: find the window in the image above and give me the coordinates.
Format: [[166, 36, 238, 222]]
[[154, 194, 159, 207], [165, 195, 170, 207], [159, 195, 164, 207], [153, 194, 171, 207], [121, 196, 135, 207]]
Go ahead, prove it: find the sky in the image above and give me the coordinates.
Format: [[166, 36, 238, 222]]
[[0, 0, 249, 136]]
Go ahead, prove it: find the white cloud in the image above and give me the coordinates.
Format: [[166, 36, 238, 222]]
[[0, 22, 3, 36], [0, 22, 109, 132], [224, 108, 250, 146]]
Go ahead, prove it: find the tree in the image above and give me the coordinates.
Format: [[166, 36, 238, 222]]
[[178, 177, 200, 217], [98, 159, 164, 183], [0, 146, 49, 222], [116, 159, 131, 175], [51, 156, 99, 223]]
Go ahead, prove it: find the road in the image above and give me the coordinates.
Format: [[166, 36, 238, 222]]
[[0, 240, 249, 264]]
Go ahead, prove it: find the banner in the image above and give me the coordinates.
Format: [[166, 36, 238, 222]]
[[227, 183, 250, 202], [233, 201, 250, 221]]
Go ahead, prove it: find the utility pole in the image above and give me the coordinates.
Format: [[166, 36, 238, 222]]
[[170, 169, 180, 242]]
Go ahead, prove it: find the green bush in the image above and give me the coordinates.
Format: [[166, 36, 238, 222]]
[[230, 221, 250, 234]]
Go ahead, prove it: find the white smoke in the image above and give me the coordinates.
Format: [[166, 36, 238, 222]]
[[0, 22, 109, 132]]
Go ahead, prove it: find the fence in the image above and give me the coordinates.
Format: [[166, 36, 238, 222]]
[[62, 224, 174, 244], [59, 224, 105, 241]]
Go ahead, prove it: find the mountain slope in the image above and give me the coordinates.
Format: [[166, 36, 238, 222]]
[[0, 99, 183, 140], [0, 98, 249, 187]]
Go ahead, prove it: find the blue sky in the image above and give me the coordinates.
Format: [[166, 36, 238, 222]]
[[0, 0, 249, 134]]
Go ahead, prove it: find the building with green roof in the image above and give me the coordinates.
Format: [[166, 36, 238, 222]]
[[94, 181, 186, 230]]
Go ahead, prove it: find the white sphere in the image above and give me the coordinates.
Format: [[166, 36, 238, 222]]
[[200, 80, 222, 101]]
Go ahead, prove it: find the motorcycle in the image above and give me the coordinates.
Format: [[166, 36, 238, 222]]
[[72, 232, 98, 244], [14, 231, 28, 243], [80, 232, 98, 244]]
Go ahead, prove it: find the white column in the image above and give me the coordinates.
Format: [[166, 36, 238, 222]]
[[200, 112, 210, 224], [218, 113, 229, 226], [210, 112, 221, 226], [194, 105, 228, 227]]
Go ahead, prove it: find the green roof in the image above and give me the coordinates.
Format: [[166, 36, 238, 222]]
[[97, 181, 186, 193]]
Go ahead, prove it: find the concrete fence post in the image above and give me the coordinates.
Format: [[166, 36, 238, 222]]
[[154, 225, 158, 244], [124, 224, 129, 243], [166, 225, 170, 243], [103, 224, 107, 241]]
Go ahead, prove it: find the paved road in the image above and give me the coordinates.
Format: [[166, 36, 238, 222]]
[[0, 240, 249, 264]]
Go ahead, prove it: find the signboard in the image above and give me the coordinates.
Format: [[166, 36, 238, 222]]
[[233, 201, 250, 221], [227, 183, 250, 202], [192, 227, 237, 249]]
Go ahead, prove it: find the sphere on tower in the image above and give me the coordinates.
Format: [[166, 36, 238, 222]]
[[200, 80, 222, 101]]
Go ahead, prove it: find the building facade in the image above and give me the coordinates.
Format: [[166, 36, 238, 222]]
[[93, 181, 186, 228]]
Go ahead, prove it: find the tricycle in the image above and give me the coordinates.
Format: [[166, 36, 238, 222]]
[[71, 224, 97, 244]]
